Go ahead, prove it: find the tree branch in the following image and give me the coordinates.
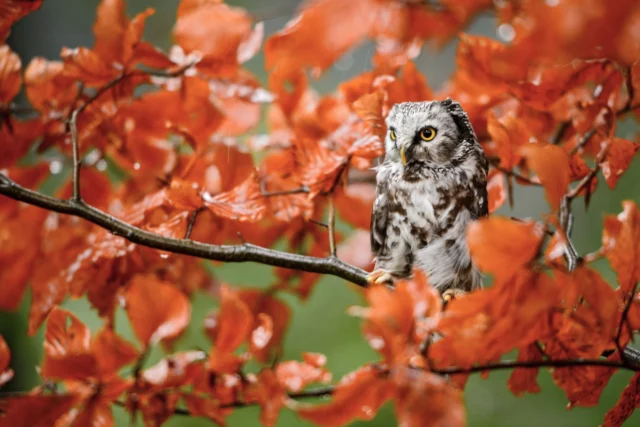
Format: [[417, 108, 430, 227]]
[[328, 194, 337, 257], [429, 357, 637, 376], [0, 174, 369, 286]]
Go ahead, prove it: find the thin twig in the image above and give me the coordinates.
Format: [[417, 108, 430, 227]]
[[69, 109, 81, 202], [616, 281, 639, 366], [430, 357, 635, 376], [490, 162, 542, 187], [261, 186, 309, 197], [550, 121, 571, 145], [328, 194, 337, 257], [185, 207, 204, 240]]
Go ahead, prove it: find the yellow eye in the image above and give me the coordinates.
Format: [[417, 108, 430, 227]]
[[420, 127, 437, 141], [389, 129, 396, 141]]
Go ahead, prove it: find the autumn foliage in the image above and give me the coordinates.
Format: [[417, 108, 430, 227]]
[[1, 0, 640, 426]]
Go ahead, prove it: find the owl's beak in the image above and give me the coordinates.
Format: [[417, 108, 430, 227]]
[[400, 144, 407, 166]]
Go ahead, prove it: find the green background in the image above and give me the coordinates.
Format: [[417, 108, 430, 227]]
[[2, 0, 640, 426]]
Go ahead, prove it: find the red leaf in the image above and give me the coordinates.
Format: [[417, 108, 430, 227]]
[[24, 57, 77, 115], [601, 138, 639, 189], [183, 394, 228, 425], [520, 143, 571, 210], [487, 110, 531, 170], [0, 334, 13, 387], [602, 372, 640, 427], [173, 1, 252, 74], [0, 0, 44, 42], [206, 284, 254, 353], [60, 46, 118, 87], [0, 394, 77, 427], [124, 274, 191, 346], [0, 45, 21, 103], [275, 358, 332, 393], [250, 313, 274, 356], [391, 366, 465, 427], [43, 307, 91, 357], [467, 217, 544, 282], [507, 344, 542, 396], [204, 173, 266, 222], [92, 0, 127, 66], [603, 201, 640, 293], [236, 289, 291, 362], [142, 351, 205, 389], [487, 170, 506, 213], [92, 328, 139, 376], [264, 0, 375, 78], [334, 184, 375, 229], [297, 365, 393, 426]]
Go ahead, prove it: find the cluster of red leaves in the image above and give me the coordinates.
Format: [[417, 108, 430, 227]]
[[1, 0, 640, 426]]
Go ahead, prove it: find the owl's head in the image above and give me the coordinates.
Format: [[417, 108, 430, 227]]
[[383, 99, 479, 166]]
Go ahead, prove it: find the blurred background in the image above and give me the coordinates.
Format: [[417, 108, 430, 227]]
[[2, 0, 640, 426]]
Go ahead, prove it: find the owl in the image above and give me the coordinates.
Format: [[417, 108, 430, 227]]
[[368, 99, 488, 299]]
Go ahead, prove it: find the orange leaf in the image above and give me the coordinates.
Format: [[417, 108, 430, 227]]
[[487, 170, 506, 213], [248, 369, 287, 427], [352, 91, 386, 141], [92, 0, 127, 66], [334, 184, 375, 229], [275, 358, 332, 393], [507, 344, 542, 396], [0, 45, 21, 103], [521, 143, 571, 210], [92, 328, 139, 376], [0, 334, 13, 387], [206, 284, 254, 353], [124, 274, 191, 346], [297, 365, 393, 426], [142, 351, 205, 389], [60, 46, 118, 87], [24, 57, 77, 115], [0, 394, 77, 427], [603, 201, 640, 293], [487, 110, 531, 170], [236, 289, 291, 362], [183, 394, 227, 426], [602, 372, 640, 427], [601, 138, 639, 189], [264, 0, 375, 77], [43, 307, 91, 358], [391, 366, 465, 427], [250, 313, 274, 356], [0, 0, 44, 42], [204, 173, 266, 222], [467, 217, 543, 282]]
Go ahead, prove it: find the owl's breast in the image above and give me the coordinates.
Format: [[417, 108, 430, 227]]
[[388, 178, 442, 248]]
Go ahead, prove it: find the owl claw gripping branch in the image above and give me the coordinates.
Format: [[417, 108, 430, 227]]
[[368, 99, 488, 298]]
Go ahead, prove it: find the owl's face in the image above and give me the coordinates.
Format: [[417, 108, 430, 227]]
[[384, 99, 477, 166]]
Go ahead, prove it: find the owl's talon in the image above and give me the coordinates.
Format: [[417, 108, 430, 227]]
[[442, 288, 466, 303], [367, 269, 395, 286]]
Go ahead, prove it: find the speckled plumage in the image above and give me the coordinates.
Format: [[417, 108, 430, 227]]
[[370, 99, 488, 291]]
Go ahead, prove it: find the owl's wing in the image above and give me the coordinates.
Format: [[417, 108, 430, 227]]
[[370, 185, 389, 256]]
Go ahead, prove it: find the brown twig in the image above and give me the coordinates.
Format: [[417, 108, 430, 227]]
[[328, 194, 337, 257], [185, 207, 204, 240]]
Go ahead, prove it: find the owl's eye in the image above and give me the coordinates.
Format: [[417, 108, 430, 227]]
[[389, 129, 397, 141], [419, 127, 437, 141]]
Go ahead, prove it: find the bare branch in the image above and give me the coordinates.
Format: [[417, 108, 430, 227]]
[[0, 175, 369, 286], [185, 208, 204, 240], [429, 357, 637, 376]]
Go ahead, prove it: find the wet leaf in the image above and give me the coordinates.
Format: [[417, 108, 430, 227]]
[[521, 143, 571, 210], [601, 138, 639, 189], [124, 274, 191, 347]]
